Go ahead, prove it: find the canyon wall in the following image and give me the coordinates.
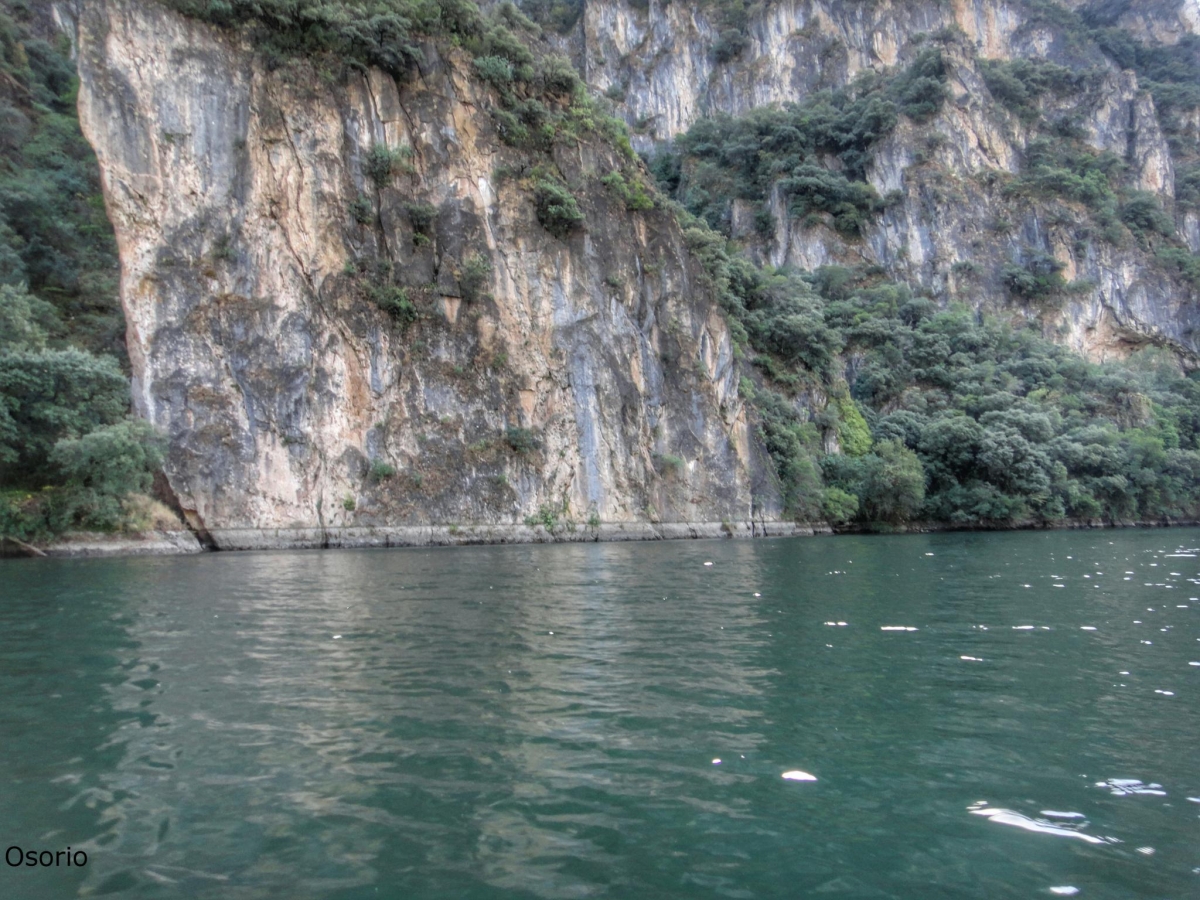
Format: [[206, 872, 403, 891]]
[[60, 0, 780, 547], [579, 0, 1200, 362]]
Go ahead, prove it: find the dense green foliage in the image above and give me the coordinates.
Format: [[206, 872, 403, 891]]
[[1000, 250, 1070, 303], [0, 2, 163, 541], [0, 4, 123, 359], [979, 57, 1081, 125], [681, 206, 1200, 526], [0, 285, 164, 538], [532, 169, 585, 238], [163, 0, 490, 73], [654, 51, 947, 237]]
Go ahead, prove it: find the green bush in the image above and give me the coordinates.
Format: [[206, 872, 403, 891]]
[[600, 170, 655, 211], [1119, 192, 1175, 247], [655, 453, 685, 476], [404, 201, 437, 237], [474, 55, 514, 88], [368, 459, 396, 481], [366, 284, 418, 324], [821, 486, 859, 524], [539, 53, 582, 96], [524, 503, 559, 529], [1001, 251, 1067, 301], [979, 58, 1080, 124], [504, 426, 541, 454], [822, 440, 926, 524], [350, 193, 374, 224], [365, 143, 411, 187], [1156, 246, 1200, 289], [655, 51, 946, 236], [456, 253, 491, 302], [0, 346, 130, 482], [49, 420, 165, 529], [532, 174, 584, 238], [832, 396, 872, 456]]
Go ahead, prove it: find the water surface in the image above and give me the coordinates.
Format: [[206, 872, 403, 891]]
[[2, 529, 1198, 898]]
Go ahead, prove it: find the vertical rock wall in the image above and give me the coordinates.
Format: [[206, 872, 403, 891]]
[[66, 0, 779, 546], [580, 0, 1200, 362]]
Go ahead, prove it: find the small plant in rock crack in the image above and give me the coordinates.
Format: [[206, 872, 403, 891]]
[[368, 459, 396, 481], [365, 143, 413, 187], [504, 426, 542, 455], [457, 253, 492, 302], [367, 284, 418, 325], [350, 193, 374, 224]]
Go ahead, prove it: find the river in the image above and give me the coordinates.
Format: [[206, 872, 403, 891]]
[[2, 529, 1198, 898]]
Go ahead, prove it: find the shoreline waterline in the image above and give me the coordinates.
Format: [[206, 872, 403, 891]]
[[6, 516, 1199, 559]]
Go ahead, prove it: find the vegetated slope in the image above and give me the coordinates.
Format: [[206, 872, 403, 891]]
[[0, 0, 164, 541], [563, 0, 1200, 362], [65, 0, 771, 546], [637, 17, 1200, 528], [679, 231, 1200, 526]]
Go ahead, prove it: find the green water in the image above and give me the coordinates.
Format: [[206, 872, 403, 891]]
[[1, 530, 1198, 899]]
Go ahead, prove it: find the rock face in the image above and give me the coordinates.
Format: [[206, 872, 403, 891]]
[[580, 0, 1200, 362], [62, 0, 776, 546]]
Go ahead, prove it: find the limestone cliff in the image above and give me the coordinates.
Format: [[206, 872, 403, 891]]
[[575, 0, 1200, 362], [59, 0, 780, 547]]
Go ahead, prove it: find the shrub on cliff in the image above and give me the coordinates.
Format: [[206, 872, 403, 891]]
[[456, 254, 491, 303], [366, 284, 418, 324], [655, 51, 947, 237], [600, 170, 654, 211], [979, 58, 1080, 124], [164, 0, 435, 74], [1001, 251, 1067, 301], [532, 173, 584, 238], [474, 55, 514, 88], [504, 426, 541, 454], [365, 143, 412, 187]]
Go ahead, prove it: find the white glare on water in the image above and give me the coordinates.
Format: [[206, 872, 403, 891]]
[[781, 770, 817, 782], [968, 805, 1107, 844], [1094, 779, 1166, 796]]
